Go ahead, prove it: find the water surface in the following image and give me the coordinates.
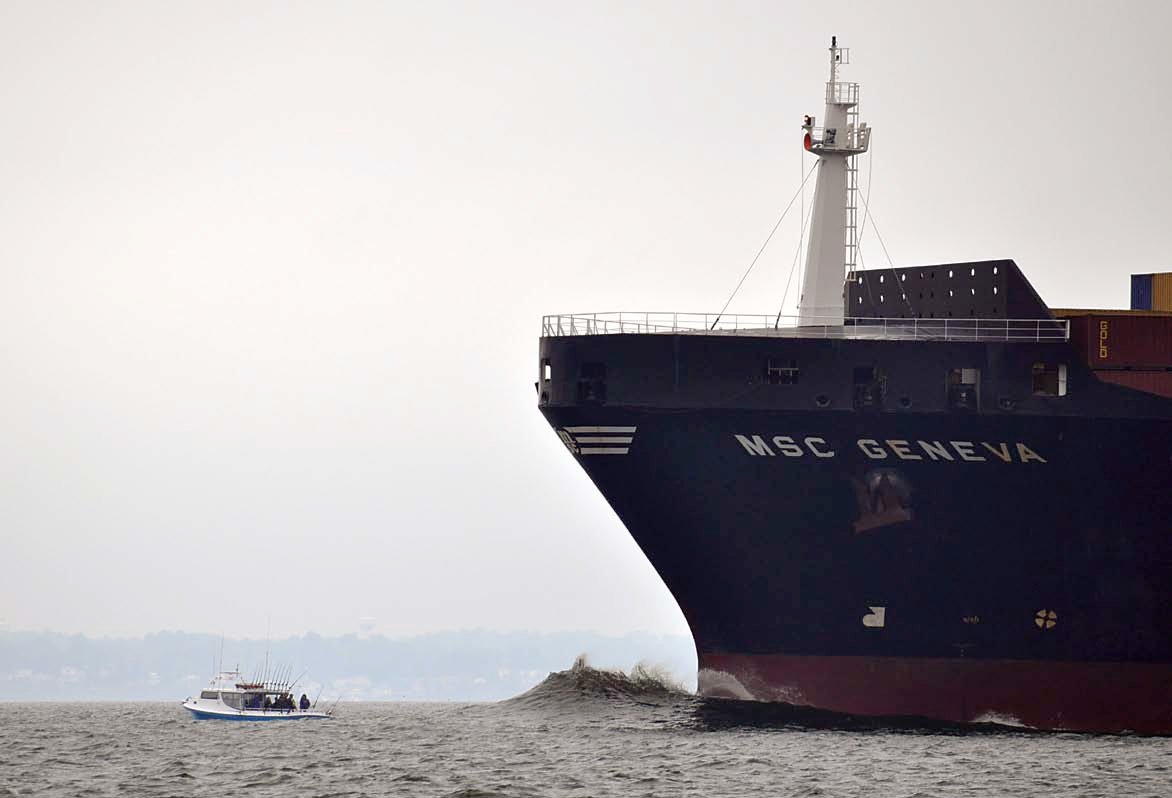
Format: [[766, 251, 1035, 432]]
[[3, 666, 1169, 797]]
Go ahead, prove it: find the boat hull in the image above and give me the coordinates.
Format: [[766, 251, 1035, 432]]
[[182, 702, 329, 721], [699, 653, 1172, 733], [537, 389, 1172, 733]]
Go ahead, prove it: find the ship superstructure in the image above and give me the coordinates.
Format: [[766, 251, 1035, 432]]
[[536, 39, 1172, 734]]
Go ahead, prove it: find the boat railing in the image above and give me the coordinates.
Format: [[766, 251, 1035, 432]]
[[826, 81, 860, 105], [541, 313, 1070, 343], [807, 124, 870, 152]]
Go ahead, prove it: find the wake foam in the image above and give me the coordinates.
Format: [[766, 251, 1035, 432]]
[[505, 654, 690, 708]]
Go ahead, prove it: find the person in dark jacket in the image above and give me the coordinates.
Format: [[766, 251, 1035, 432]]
[[300, 693, 310, 711]]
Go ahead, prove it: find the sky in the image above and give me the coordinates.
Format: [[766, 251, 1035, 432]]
[[1, 1, 1170, 639]]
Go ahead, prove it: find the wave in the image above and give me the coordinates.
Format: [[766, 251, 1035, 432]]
[[504, 654, 691, 709], [691, 697, 1045, 735]]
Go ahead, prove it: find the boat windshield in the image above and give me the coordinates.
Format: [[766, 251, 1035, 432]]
[[220, 692, 244, 710]]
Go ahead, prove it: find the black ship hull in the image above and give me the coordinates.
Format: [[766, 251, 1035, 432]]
[[539, 405, 1172, 732], [537, 261, 1172, 733]]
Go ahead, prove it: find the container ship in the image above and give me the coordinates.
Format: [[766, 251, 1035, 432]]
[[537, 39, 1172, 734]]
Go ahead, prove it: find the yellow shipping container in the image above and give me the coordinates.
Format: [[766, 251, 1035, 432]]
[[1154, 272, 1172, 311]]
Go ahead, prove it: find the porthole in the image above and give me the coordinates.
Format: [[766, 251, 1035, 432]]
[[949, 289, 954, 297], [971, 287, 976, 295], [970, 268, 976, 277], [948, 269, 954, 278], [993, 266, 999, 275], [993, 286, 998, 295], [879, 294, 885, 302], [879, 275, 885, 284]]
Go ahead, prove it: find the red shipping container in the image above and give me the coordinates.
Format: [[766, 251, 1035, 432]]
[[1061, 312, 1172, 368], [1094, 370, 1172, 398]]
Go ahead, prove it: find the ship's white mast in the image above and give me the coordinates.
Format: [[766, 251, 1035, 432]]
[[797, 37, 870, 326]]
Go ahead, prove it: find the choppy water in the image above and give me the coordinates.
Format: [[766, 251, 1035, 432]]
[[3, 662, 1171, 797]]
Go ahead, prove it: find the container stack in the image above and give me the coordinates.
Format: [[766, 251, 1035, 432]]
[[1056, 272, 1172, 398], [1131, 273, 1172, 312]]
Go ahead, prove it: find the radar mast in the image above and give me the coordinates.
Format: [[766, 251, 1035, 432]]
[[798, 36, 871, 326]]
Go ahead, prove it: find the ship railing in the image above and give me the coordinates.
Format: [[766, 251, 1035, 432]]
[[807, 125, 870, 152], [541, 313, 1070, 342], [825, 81, 859, 105]]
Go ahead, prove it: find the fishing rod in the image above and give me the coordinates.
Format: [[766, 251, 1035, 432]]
[[287, 667, 310, 694]]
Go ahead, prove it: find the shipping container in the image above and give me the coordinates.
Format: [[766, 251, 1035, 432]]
[[1131, 273, 1153, 310], [1094, 369, 1172, 398], [1063, 312, 1172, 368], [1155, 272, 1172, 312]]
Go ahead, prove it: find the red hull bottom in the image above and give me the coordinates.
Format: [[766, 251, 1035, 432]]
[[699, 654, 1172, 734]]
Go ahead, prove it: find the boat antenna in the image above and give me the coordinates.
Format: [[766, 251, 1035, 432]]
[[218, 632, 224, 675], [263, 616, 271, 685]]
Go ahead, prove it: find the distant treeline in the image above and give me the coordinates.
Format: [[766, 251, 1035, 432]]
[[0, 630, 696, 702]]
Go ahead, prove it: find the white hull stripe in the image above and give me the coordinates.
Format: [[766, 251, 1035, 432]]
[[574, 436, 634, 444], [580, 447, 630, 455], [565, 426, 637, 434]]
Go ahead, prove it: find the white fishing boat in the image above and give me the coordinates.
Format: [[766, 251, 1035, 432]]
[[182, 670, 332, 721]]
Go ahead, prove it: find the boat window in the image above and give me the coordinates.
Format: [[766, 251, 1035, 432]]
[[852, 366, 886, 410], [765, 358, 799, 385], [948, 368, 980, 411], [541, 358, 551, 381], [1032, 363, 1068, 396], [577, 362, 607, 403], [220, 692, 244, 710], [200, 690, 219, 700]]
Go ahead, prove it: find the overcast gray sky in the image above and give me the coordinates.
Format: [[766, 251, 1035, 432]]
[[2, 1, 1169, 639]]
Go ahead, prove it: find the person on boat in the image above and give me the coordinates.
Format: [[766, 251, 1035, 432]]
[[300, 694, 310, 711], [263, 696, 272, 710]]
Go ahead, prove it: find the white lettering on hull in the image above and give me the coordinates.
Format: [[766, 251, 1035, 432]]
[[738, 434, 1048, 463]]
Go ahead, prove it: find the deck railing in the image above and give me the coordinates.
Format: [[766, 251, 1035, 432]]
[[541, 313, 1070, 343]]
